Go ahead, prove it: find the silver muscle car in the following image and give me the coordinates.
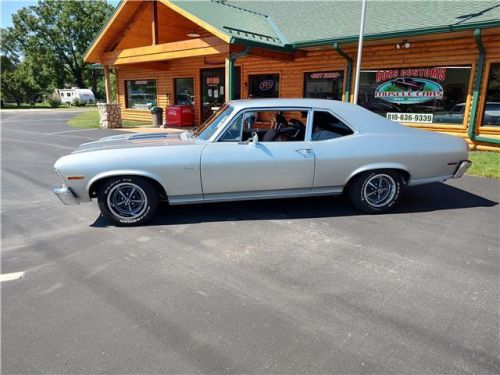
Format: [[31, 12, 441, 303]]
[[53, 99, 471, 225]]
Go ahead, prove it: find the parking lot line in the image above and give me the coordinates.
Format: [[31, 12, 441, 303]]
[[0, 271, 25, 282], [44, 128, 99, 135]]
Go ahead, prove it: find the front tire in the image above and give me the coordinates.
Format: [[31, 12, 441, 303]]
[[348, 170, 403, 214], [97, 176, 159, 226]]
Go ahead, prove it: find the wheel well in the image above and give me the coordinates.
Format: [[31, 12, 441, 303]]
[[343, 168, 410, 193], [89, 175, 168, 201]]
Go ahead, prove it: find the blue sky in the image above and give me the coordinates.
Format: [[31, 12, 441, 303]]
[[1, 0, 120, 28]]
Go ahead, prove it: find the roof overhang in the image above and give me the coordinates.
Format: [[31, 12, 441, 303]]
[[292, 20, 500, 48]]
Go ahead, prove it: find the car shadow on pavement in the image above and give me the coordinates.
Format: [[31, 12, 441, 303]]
[[90, 182, 498, 228]]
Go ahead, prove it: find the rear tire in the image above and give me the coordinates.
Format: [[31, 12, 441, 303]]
[[348, 170, 403, 214], [97, 176, 159, 226]]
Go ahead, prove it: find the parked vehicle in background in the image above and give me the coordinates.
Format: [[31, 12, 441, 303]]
[[53, 99, 471, 226], [391, 78, 426, 91], [55, 88, 95, 105], [434, 102, 500, 125]]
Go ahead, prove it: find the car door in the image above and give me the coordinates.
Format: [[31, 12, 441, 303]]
[[200, 108, 315, 198]]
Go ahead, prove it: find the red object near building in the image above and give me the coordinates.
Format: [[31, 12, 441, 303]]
[[165, 105, 194, 127]]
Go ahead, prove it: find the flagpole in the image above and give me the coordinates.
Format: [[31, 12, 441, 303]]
[[353, 0, 367, 104]]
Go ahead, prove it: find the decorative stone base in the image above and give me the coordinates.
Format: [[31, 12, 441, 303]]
[[98, 103, 122, 128]]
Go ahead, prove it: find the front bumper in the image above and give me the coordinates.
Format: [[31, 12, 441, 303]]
[[53, 186, 79, 205], [452, 160, 472, 179]]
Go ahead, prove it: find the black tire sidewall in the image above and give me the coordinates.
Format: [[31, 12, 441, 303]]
[[349, 170, 402, 213], [97, 176, 158, 226]]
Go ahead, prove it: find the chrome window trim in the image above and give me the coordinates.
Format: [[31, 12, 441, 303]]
[[212, 107, 313, 143], [310, 107, 358, 141]]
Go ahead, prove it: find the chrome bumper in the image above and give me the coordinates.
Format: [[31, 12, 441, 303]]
[[53, 186, 79, 205], [452, 160, 472, 179]]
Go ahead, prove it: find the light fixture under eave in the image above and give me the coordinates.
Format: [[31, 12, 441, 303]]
[[395, 39, 411, 50], [187, 31, 201, 38]]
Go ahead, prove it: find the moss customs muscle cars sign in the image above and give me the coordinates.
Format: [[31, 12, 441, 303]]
[[375, 67, 446, 105]]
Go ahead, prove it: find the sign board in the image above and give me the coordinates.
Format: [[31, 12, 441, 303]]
[[307, 72, 342, 80], [374, 67, 446, 104], [386, 112, 434, 123]]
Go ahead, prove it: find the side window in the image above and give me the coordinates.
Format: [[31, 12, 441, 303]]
[[259, 109, 309, 142], [219, 109, 309, 143], [219, 114, 244, 142], [311, 111, 353, 141]]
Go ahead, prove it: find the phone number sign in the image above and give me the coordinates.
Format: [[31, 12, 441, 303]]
[[386, 112, 433, 123]]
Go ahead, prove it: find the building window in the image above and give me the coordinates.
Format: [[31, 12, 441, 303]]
[[248, 74, 279, 98], [304, 71, 343, 100], [358, 66, 472, 125], [174, 78, 194, 105], [482, 63, 500, 126], [125, 79, 157, 110]]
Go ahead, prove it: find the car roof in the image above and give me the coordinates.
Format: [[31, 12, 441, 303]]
[[227, 98, 410, 134], [229, 98, 354, 110]]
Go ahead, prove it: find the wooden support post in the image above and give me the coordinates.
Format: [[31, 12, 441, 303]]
[[152, 0, 158, 45], [103, 65, 112, 104], [225, 56, 234, 101]]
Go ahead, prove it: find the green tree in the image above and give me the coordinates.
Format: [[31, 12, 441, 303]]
[[11, 0, 114, 89], [1, 61, 41, 106]]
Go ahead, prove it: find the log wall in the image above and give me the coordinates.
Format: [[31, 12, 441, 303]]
[[115, 29, 500, 150]]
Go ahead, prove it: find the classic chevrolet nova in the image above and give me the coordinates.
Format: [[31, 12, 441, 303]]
[[53, 98, 471, 225]]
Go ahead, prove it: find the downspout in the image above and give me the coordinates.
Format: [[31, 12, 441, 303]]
[[468, 29, 500, 145], [227, 46, 252, 100], [333, 43, 352, 102]]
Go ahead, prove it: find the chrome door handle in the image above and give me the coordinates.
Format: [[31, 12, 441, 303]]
[[295, 148, 313, 157]]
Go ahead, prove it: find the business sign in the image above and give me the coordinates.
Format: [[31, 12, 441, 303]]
[[206, 76, 220, 86], [386, 112, 433, 123], [307, 71, 342, 80], [374, 67, 446, 104], [259, 79, 275, 91]]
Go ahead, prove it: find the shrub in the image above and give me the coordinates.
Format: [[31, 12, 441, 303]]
[[71, 98, 87, 107], [47, 95, 61, 108]]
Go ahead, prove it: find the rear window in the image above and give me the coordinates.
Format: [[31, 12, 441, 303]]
[[311, 111, 354, 141]]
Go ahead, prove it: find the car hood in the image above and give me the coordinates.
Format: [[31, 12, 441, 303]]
[[72, 132, 198, 154]]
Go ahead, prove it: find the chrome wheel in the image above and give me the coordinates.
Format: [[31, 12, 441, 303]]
[[107, 182, 148, 220], [363, 173, 397, 208]]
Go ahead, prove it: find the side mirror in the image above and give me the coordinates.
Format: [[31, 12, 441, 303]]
[[251, 131, 259, 144]]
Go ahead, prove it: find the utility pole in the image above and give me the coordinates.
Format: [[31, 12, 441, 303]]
[[353, 0, 367, 104]]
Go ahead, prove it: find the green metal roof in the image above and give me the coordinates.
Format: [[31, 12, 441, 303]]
[[171, 0, 284, 47], [172, 0, 500, 48]]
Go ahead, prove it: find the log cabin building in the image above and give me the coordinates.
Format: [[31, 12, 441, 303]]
[[84, 0, 500, 150]]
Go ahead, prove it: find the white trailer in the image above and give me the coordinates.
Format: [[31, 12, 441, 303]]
[[56, 88, 95, 105]]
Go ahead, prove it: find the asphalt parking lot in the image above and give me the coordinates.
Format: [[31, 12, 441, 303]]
[[1, 109, 499, 374]]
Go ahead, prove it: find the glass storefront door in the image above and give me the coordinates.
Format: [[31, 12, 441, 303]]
[[200, 68, 241, 122]]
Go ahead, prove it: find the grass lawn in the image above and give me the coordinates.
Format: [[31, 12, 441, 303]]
[[67, 108, 151, 129], [467, 151, 500, 179]]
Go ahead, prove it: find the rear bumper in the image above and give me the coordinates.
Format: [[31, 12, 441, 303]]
[[53, 186, 79, 205], [452, 160, 472, 179]]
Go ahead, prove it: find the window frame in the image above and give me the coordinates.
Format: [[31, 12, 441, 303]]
[[310, 109, 356, 142], [214, 107, 312, 143], [247, 73, 281, 99], [303, 70, 344, 101], [124, 78, 158, 110], [173, 77, 195, 106], [478, 59, 500, 130], [357, 65, 475, 129]]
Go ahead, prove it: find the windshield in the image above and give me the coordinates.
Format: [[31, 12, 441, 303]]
[[195, 105, 234, 140]]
